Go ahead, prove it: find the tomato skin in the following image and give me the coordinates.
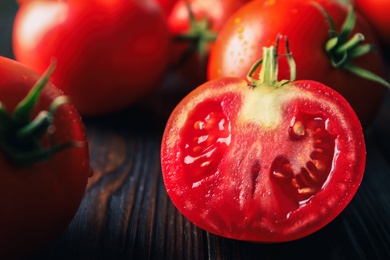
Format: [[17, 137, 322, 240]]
[[166, 0, 251, 86], [161, 76, 365, 242], [208, 0, 388, 126], [0, 57, 91, 258], [354, 0, 390, 46], [13, 0, 170, 115], [155, 0, 178, 17], [167, 0, 251, 35]]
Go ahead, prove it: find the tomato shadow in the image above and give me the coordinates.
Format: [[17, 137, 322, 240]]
[[225, 209, 370, 260], [81, 103, 167, 137], [216, 222, 337, 260]]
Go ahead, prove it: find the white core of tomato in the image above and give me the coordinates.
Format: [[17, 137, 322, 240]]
[[238, 85, 308, 128]]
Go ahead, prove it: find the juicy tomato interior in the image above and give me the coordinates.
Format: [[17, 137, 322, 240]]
[[274, 112, 337, 208], [180, 96, 338, 217], [180, 99, 232, 185], [162, 78, 365, 242]]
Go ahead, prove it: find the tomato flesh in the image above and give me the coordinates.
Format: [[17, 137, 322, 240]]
[[161, 77, 365, 242]]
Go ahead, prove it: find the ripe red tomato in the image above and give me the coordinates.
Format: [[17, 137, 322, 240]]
[[353, 0, 390, 46], [166, 0, 251, 86], [13, 0, 170, 115], [208, 0, 388, 126], [161, 42, 366, 242], [0, 57, 92, 258]]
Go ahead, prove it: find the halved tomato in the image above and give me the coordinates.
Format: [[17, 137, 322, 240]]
[[161, 38, 366, 242]]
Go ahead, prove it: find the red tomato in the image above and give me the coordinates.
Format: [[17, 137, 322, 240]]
[[0, 57, 92, 258], [208, 0, 388, 126], [354, 0, 390, 46], [161, 42, 366, 242], [13, 0, 170, 115], [166, 0, 251, 86]]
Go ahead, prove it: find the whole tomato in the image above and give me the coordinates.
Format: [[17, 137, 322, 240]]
[[353, 0, 390, 46], [208, 0, 389, 126], [13, 0, 170, 115], [166, 0, 251, 86], [161, 39, 366, 242], [0, 57, 92, 258]]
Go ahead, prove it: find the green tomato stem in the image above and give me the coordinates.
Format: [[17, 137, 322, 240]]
[[312, 2, 390, 89], [247, 35, 296, 88], [335, 33, 364, 56], [0, 60, 83, 167], [173, 0, 217, 66], [16, 111, 52, 141], [13, 61, 57, 122]]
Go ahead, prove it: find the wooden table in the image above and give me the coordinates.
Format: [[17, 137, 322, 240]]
[[1, 1, 390, 259]]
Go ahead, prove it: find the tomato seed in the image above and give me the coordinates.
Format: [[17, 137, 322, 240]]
[[298, 187, 314, 195], [293, 121, 305, 136], [193, 146, 202, 153], [201, 161, 211, 167], [291, 178, 300, 189], [273, 171, 287, 179], [312, 159, 326, 172], [306, 168, 319, 182], [194, 121, 204, 130]]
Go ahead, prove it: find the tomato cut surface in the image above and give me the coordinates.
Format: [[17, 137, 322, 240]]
[[161, 72, 366, 242], [180, 98, 233, 184]]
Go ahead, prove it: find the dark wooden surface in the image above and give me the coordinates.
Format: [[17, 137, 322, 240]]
[[2, 1, 390, 259]]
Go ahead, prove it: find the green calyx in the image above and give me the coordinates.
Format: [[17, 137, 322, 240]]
[[0, 61, 81, 167], [173, 0, 217, 65], [313, 2, 390, 89], [247, 35, 296, 88]]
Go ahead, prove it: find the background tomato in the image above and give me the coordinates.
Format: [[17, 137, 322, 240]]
[[353, 0, 390, 46], [0, 56, 92, 258], [208, 0, 388, 126], [166, 0, 252, 86], [145, 0, 252, 122], [13, 0, 170, 116], [161, 44, 366, 242]]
